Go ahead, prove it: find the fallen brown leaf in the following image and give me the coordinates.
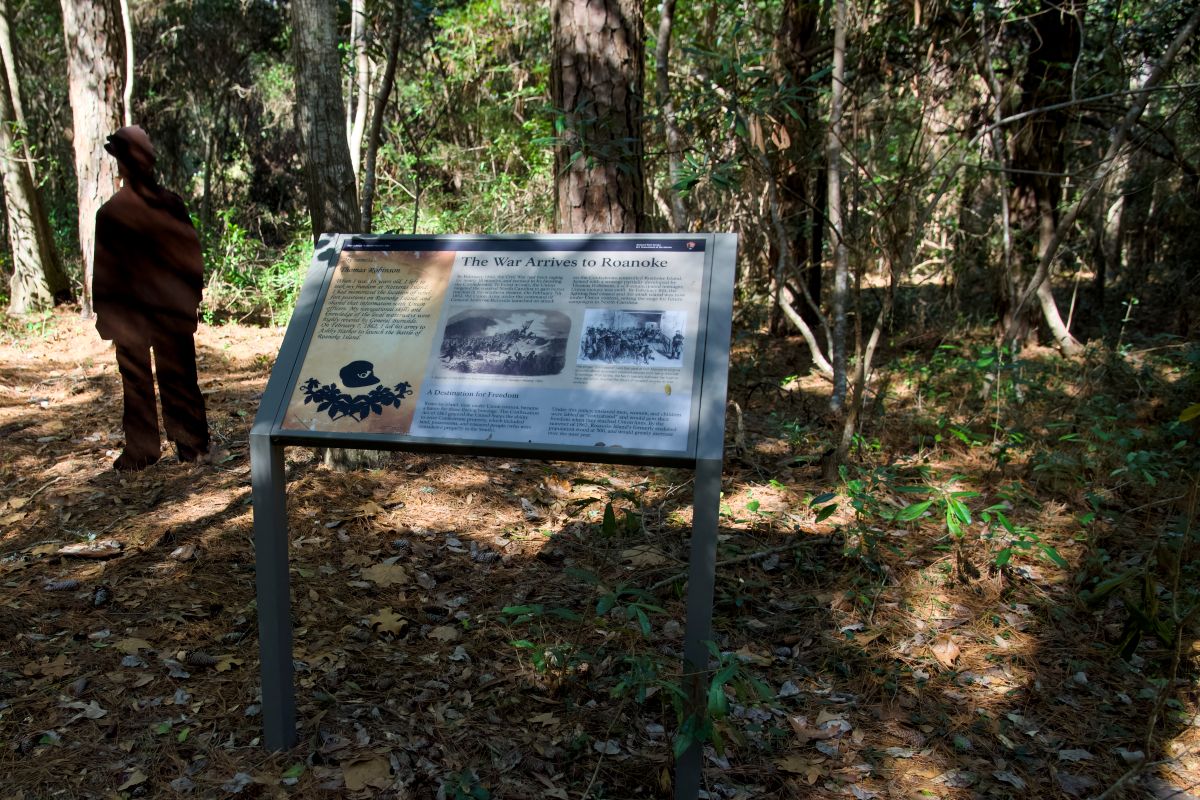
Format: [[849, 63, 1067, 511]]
[[931, 634, 960, 668]]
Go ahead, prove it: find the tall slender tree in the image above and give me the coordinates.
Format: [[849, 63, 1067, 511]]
[[653, 0, 686, 232], [291, 0, 375, 471], [347, 0, 370, 182], [1005, 0, 1086, 354], [0, 0, 67, 314], [773, 0, 824, 334], [60, 0, 124, 317], [361, 0, 405, 232], [827, 0, 849, 411], [291, 0, 361, 239], [551, 0, 645, 233]]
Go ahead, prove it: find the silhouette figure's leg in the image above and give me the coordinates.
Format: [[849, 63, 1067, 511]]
[[154, 333, 210, 461], [114, 339, 161, 469]]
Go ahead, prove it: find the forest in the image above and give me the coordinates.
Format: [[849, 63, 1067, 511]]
[[0, 0, 1198, 797]]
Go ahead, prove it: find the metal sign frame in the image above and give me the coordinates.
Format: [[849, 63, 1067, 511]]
[[250, 233, 736, 799]]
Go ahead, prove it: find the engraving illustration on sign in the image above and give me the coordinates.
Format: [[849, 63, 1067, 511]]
[[439, 309, 571, 376]]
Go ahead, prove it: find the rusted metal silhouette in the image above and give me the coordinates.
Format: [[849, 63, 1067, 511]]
[[93, 125, 211, 471]]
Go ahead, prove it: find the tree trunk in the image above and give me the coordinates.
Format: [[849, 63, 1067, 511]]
[[0, 8, 67, 314], [827, 0, 849, 411], [60, 0, 124, 318], [0, 0, 28, 169], [292, 0, 375, 471], [551, 0, 645, 233], [347, 0, 369, 182], [1001, 3, 1200, 348], [1090, 152, 1127, 319], [292, 0, 361, 240], [119, 0, 133, 126], [361, 0, 404, 232], [653, 0, 686, 231], [1005, 0, 1085, 354], [773, 0, 823, 334]]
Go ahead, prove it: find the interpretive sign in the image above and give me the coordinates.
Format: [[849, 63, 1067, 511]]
[[251, 234, 736, 800], [264, 235, 720, 462]]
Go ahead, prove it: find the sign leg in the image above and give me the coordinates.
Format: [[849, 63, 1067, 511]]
[[675, 457, 723, 800], [250, 432, 296, 749]]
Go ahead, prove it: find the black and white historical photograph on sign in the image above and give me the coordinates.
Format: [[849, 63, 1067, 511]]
[[577, 309, 688, 366], [438, 309, 571, 376]]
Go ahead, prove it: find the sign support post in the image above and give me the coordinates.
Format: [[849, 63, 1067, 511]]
[[674, 457, 724, 800], [250, 431, 295, 750], [249, 233, 737, 796]]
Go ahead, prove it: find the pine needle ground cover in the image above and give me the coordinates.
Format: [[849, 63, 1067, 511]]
[[0, 308, 1197, 799]]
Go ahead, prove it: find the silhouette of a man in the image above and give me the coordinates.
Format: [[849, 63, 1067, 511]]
[[93, 126, 211, 471]]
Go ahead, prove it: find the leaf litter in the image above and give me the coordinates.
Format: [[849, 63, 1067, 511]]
[[0, 310, 1197, 798]]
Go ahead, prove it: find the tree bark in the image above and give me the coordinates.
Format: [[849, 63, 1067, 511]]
[[551, 0, 645, 233], [773, 0, 822, 334], [0, 0, 28, 169], [1005, 0, 1085, 354], [653, 0, 686, 231], [0, 6, 67, 314], [60, 0, 125, 318], [119, 0, 133, 126], [347, 0, 370, 182], [291, 0, 361, 240], [291, 0, 376, 471], [361, 0, 404, 232], [827, 0, 849, 411]]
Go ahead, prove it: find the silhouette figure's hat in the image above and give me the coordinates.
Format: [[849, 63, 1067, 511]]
[[340, 360, 380, 388], [104, 126, 156, 179]]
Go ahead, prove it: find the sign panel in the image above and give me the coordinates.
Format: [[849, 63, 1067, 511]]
[[251, 232, 736, 800], [270, 235, 718, 460]]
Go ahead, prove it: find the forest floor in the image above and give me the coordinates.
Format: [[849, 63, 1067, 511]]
[[0, 307, 1197, 800]]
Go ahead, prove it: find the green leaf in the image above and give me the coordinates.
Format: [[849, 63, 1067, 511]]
[[1179, 403, 1200, 423], [707, 682, 729, 717], [601, 503, 617, 537], [176, 726, 190, 743], [711, 723, 726, 755], [814, 503, 838, 523], [1083, 571, 1136, 605], [1038, 544, 1068, 568], [634, 606, 651, 637], [282, 763, 305, 779], [995, 548, 1013, 566], [152, 721, 171, 735], [745, 499, 760, 513], [810, 492, 836, 505], [501, 604, 538, 616], [947, 498, 972, 525], [895, 499, 933, 521]]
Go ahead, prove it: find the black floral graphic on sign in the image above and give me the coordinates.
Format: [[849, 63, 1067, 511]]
[[300, 361, 413, 422]]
